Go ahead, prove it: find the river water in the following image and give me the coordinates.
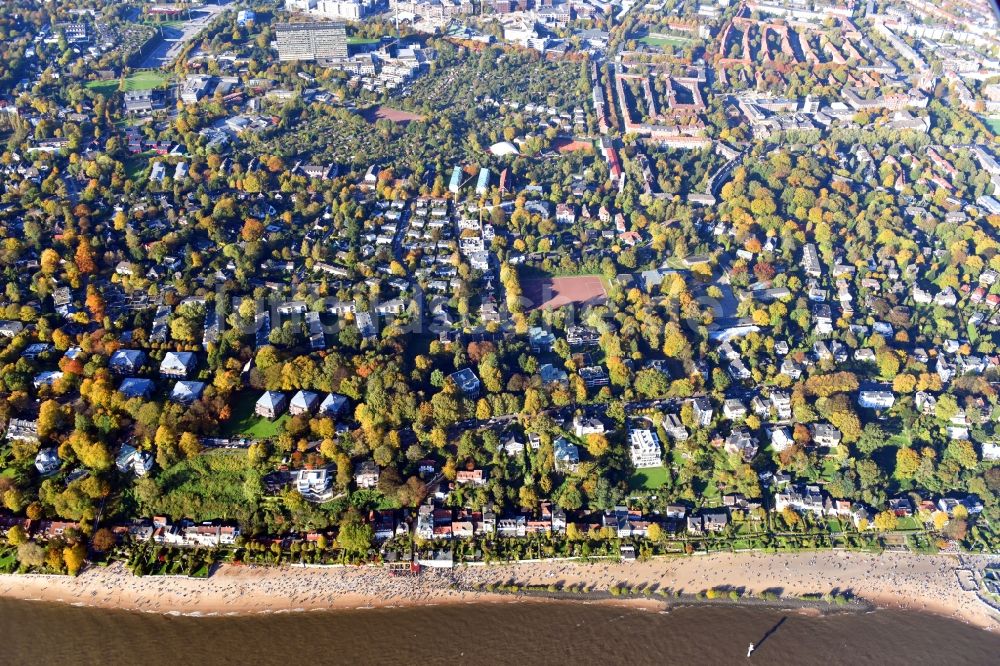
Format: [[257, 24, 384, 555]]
[[1, 597, 997, 665]]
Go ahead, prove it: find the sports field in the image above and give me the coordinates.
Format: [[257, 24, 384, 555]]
[[554, 137, 594, 153], [524, 275, 608, 310], [639, 34, 692, 48], [86, 71, 168, 96], [362, 105, 425, 125]]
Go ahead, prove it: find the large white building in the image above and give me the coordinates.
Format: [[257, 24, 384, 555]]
[[274, 22, 348, 61], [858, 390, 895, 410], [629, 429, 663, 469], [285, 0, 380, 20]]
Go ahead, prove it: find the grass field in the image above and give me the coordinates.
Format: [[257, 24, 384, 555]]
[[125, 151, 155, 180], [347, 37, 380, 45], [86, 71, 169, 96], [640, 34, 692, 48], [0, 547, 17, 573], [629, 466, 669, 490], [221, 392, 289, 439]]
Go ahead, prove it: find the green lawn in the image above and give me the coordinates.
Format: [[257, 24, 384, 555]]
[[125, 151, 155, 180], [629, 466, 669, 490], [639, 34, 692, 48], [86, 71, 169, 96], [818, 457, 843, 482], [220, 392, 288, 439], [347, 37, 380, 45], [0, 548, 17, 573], [983, 117, 1000, 136]]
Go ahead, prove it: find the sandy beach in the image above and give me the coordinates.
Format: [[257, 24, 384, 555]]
[[1, 551, 998, 630]]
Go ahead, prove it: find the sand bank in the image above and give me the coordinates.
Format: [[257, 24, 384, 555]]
[[0, 551, 996, 630]]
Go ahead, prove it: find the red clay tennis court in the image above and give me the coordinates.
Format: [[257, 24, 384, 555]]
[[524, 275, 608, 310]]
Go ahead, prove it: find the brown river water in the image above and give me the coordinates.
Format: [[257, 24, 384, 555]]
[[0, 597, 998, 665]]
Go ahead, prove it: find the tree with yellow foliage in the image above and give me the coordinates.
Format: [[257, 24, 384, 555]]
[[63, 542, 87, 576]]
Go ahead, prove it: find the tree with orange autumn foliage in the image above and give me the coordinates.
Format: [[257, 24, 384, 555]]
[[75, 238, 96, 274]]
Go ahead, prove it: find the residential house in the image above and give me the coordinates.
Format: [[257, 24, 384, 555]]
[[579, 366, 609, 388], [5, 419, 38, 444], [33, 371, 63, 389], [770, 391, 792, 421], [702, 512, 729, 533], [116, 445, 154, 477], [456, 469, 486, 486], [629, 429, 663, 468], [724, 428, 758, 461], [35, 448, 61, 475], [255, 391, 288, 419], [448, 368, 481, 397], [318, 393, 350, 417], [723, 398, 747, 420], [289, 390, 320, 416], [109, 349, 146, 374], [663, 413, 688, 441], [566, 325, 600, 347], [118, 378, 155, 399], [692, 396, 713, 427], [501, 432, 525, 456], [170, 380, 206, 404], [0, 321, 24, 338], [810, 423, 842, 450], [555, 203, 576, 225], [535, 364, 567, 387], [528, 326, 556, 352], [160, 351, 197, 378], [573, 415, 605, 438], [354, 460, 379, 489], [774, 483, 825, 515], [553, 437, 580, 472], [294, 468, 334, 501], [858, 389, 895, 410], [769, 427, 793, 452]]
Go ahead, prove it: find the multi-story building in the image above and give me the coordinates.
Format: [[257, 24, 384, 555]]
[[275, 22, 348, 62], [628, 429, 663, 469]]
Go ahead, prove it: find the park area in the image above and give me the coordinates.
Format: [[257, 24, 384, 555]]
[[524, 275, 608, 310], [86, 71, 168, 97]]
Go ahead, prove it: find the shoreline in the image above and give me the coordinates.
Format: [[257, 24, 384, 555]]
[[0, 551, 997, 630]]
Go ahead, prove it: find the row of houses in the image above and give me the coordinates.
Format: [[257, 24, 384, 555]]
[[127, 517, 241, 548], [254, 390, 350, 420], [108, 349, 197, 378]]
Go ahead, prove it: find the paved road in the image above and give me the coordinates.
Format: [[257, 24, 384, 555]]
[[137, 1, 232, 69]]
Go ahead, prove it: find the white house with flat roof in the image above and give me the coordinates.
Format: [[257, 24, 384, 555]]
[[858, 390, 895, 410], [629, 429, 663, 468]]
